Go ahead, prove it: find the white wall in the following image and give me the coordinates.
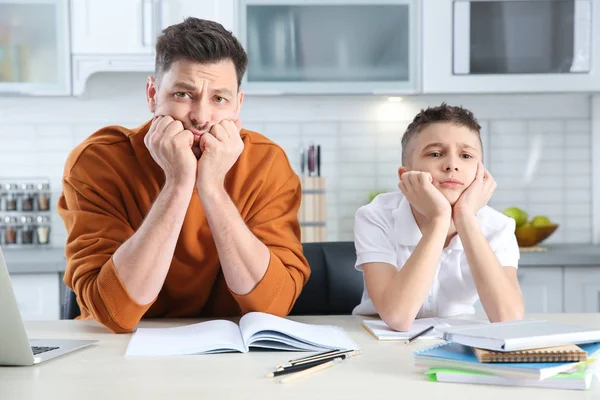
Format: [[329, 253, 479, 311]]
[[0, 73, 593, 245]]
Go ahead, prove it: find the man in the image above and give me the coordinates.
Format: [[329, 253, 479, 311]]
[[58, 18, 310, 333]]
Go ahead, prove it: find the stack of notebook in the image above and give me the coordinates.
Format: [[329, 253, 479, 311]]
[[414, 320, 600, 390]]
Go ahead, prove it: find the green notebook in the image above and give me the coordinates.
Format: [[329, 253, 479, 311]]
[[426, 361, 597, 391]]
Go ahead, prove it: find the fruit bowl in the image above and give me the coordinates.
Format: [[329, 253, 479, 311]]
[[515, 224, 559, 247]]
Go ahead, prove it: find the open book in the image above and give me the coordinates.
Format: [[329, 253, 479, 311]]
[[363, 318, 487, 341], [125, 312, 359, 356]]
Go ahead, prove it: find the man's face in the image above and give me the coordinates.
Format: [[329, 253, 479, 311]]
[[402, 122, 483, 205], [146, 58, 244, 157]]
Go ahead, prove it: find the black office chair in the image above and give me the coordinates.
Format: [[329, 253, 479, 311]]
[[62, 241, 363, 319]]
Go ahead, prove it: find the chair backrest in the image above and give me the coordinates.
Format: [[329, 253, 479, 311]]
[[62, 241, 363, 319], [290, 241, 363, 315]]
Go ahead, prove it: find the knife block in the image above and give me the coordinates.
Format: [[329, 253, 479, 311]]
[[299, 176, 326, 242]]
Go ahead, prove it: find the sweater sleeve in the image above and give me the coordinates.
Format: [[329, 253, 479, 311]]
[[230, 172, 310, 316], [58, 175, 153, 333]]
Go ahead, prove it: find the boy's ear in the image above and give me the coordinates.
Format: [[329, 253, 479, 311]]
[[398, 166, 408, 181]]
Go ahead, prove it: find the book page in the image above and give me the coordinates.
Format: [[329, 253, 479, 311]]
[[239, 312, 358, 351], [125, 320, 246, 356], [363, 317, 486, 340]]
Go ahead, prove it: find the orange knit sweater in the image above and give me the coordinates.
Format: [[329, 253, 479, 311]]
[[58, 120, 310, 333]]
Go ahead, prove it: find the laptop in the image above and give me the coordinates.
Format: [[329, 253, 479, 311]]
[[0, 247, 97, 366]]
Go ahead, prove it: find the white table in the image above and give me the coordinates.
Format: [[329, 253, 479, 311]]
[[1, 314, 599, 400]]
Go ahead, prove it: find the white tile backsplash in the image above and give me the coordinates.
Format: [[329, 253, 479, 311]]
[[0, 73, 595, 245]]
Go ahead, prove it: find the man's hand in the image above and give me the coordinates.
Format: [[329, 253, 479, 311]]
[[453, 162, 496, 221], [399, 171, 451, 222], [144, 116, 197, 187], [196, 119, 244, 195]]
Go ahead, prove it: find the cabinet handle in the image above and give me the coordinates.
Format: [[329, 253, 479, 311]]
[[153, 0, 163, 46], [141, 0, 154, 47]]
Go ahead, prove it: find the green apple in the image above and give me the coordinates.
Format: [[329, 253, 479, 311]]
[[503, 207, 528, 227], [368, 191, 386, 203], [530, 215, 553, 227]]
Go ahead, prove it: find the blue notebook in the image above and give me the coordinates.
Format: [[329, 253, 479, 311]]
[[414, 342, 600, 380]]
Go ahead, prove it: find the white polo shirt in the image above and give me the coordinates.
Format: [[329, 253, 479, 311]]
[[353, 191, 519, 318]]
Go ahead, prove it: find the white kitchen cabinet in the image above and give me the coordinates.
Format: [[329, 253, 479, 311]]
[[238, 0, 420, 95], [159, 0, 236, 34], [565, 266, 600, 312], [0, 0, 70, 95], [70, 0, 237, 95], [70, 0, 156, 55], [474, 266, 564, 315], [9, 273, 60, 321], [423, 0, 600, 93]]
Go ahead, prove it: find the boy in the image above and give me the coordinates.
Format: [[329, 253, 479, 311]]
[[353, 103, 524, 331]]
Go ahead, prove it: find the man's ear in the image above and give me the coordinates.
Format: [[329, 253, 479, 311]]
[[146, 76, 157, 113], [398, 166, 409, 181], [236, 89, 244, 115]]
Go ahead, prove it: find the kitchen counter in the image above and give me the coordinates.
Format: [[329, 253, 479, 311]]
[[519, 244, 600, 266], [2, 247, 66, 274], [1, 244, 600, 274]]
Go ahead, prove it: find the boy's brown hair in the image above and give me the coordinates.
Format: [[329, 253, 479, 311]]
[[155, 17, 248, 89], [401, 103, 482, 165]]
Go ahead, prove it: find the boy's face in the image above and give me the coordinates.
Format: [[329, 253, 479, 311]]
[[399, 122, 483, 205]]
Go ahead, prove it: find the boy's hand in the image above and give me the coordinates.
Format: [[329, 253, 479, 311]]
[[398, 171, 451, 222], [453, 162, 496, 221]]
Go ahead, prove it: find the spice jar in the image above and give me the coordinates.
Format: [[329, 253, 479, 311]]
[[36, 183, 51, 211], [35, 215, 50, 245], [0, 184, 7, 211], [5, 184, 17, 211], [4, 216, 17, 244], [20, 216, 34, 244], [21, 183, 35, 211]]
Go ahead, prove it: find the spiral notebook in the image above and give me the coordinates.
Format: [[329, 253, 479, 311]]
[[472, 344, 588, 363], [414, 342, 600, 380]]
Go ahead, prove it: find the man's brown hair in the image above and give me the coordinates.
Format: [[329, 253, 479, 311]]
[[155, 17, 248, 88], [401, 103, 482, 165]]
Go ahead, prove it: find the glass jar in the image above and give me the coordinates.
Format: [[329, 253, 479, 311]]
[[36, 183, 51, 211], [4, 216, 17, 244], [5, 184, 18, 211], [20, 183, 35, 211], [35, 215, 50, 245], [20, 216, 34, 244]]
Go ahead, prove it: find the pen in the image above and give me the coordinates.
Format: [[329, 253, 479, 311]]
[[279, 358, 343, 384], [404, 325, 435, 344], [275, 349, 343, 370], [274, 349, 358, 372], [268, 350, 360, 378]]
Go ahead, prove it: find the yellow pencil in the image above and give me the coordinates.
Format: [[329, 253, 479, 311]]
[[279, 358, 342, 384]]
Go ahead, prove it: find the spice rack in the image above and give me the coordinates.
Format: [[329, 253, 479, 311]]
[[0, 178, 52, 247]]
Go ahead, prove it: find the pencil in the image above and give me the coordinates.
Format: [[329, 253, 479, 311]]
[[275, 349, 344, 369], [404, 325, 435, 344], [279, 358, 342, 384]]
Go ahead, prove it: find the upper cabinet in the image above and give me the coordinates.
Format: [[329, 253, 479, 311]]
[[70, 0, 236, 95], [70, 0, 156, 55], [238, 0, 420, 95], [0, 0, 70, 95], [159, 0, 236, 34], [423, 0, 600, 93]]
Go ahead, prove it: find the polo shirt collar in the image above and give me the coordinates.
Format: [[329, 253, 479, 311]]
[[392, 196, 464, 250]]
